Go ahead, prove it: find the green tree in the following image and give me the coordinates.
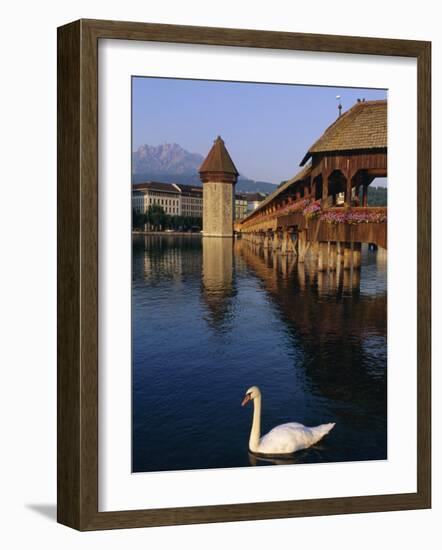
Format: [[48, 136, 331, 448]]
[[146, 204, 167, 230], [358, 186, 387, 206], [132, 209, 146, 229]]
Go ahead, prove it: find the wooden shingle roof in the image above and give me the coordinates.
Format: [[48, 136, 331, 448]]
[[199, 136, 239, 176], [300, 99, 387, 165], [240, 163, 312, 221]]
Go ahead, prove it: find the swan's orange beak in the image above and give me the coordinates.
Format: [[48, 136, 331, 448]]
[[241, 394, 251, 407]]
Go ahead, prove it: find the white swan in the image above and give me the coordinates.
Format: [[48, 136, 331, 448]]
[[241, 386, 335, 456]]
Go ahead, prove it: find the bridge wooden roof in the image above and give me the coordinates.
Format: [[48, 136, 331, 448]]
[[198, 136, 239, 176], [240, 163, 312, 221], [300, 99, 387, 165]]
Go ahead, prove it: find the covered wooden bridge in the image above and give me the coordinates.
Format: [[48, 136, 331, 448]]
[[237, 99, 387, 270]]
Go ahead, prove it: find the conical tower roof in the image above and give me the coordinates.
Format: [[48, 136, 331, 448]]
[[199, 136, 239, 177]]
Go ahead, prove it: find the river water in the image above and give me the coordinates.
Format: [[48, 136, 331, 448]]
[[132, 234, 387, 472]]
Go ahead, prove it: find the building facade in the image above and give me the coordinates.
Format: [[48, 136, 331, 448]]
[[132, 182, 181, 215], [234, 194, 248, 220], [132, 178, 248, 223], [245, 192, 267, 213], [176, 184, 203, 218], [132, 189, 148, 213]]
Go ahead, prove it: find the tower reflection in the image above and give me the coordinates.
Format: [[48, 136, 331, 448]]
[[201, 237, 236, 330]]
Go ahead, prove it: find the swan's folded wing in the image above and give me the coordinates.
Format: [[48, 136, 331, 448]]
[[257, 422, 335, 455], [257, 423, 310, 454]]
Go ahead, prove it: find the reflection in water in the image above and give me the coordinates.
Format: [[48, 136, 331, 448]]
[[248, 447, 327, 466], [202, 238, 235, 330], [132, 235, 387, 473]]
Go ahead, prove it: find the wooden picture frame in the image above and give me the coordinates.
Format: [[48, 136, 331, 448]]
[[57, 18, 431, 530]]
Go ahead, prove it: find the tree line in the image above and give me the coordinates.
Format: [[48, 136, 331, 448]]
[[133, 205, 202, 232], [363, 186, 387, 206]]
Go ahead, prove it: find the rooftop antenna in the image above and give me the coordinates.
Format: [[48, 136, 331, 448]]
[[336, 95, 342, 117]]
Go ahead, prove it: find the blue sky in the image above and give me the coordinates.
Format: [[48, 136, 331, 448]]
[[132, 77, 387, 184]]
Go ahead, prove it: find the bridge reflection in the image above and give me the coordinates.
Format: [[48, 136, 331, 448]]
[[236, 239, 387, 409]]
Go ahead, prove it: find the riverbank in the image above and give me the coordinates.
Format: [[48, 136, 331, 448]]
[[133, 230, 202, 236]]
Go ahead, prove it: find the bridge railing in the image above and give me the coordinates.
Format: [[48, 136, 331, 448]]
[[240, 198, 387, 231], [318, 206, 387, 224]]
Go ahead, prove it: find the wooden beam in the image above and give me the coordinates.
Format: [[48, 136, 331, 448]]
[[366, 167, 387, 178], [362, 183, 368, 207], [322, 172, 329, 203], [345, 174, 352, 206]]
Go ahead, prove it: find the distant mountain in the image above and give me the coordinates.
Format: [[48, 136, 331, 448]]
[[133, 143, 204, 176], [235, 180, 277, 194], [132, 143, 277, 194]]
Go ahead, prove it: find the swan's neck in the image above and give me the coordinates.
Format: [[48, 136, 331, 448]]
[[249, 395, 261, 453]]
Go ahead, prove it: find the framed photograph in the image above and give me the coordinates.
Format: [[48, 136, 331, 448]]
[[57, 19, 431, 530]]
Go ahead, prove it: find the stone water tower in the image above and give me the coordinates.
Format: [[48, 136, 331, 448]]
[[198, 136, 239, 237]]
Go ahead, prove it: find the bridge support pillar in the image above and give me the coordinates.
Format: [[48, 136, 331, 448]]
[[377, 246, 387, 266], [263, 234, 270, 249], [336, 241, 344, 266], [318, 242, 328, 272], [273, 231, 280, 252], [329, 242, 337, 271], [310, 241, 319, 262], [289, 232, 297, 255], [280, 230, 288, 255], [298, 231, 309, 263], [353, 242, 362, 269], [343, 242, 353, 269]]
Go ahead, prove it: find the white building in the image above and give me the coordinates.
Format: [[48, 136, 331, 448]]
[[132, 189, 147, 213], [235, 194, 248, 220], [132, 182, 181, 215], [245, 192, 267, 213], [133, 181, 256, 222], [175, 184, 203, 218]]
